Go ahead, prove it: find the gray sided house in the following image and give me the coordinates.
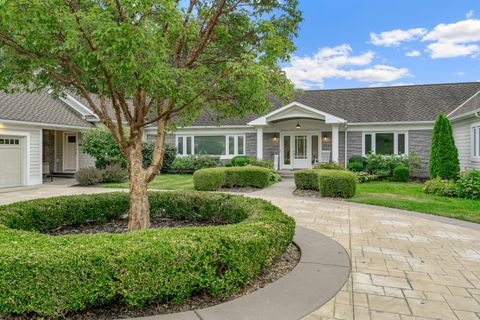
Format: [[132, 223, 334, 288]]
[[1, 82, 480, 188]]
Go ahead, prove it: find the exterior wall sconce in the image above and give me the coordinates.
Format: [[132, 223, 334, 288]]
[[295, 119, 301, 129], [323, 134, 329, 143], [272, 135, 279, 143]]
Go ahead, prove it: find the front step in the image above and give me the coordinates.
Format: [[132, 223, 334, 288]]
[[278, 170, 295, 179], [51, 172, 75, 178]]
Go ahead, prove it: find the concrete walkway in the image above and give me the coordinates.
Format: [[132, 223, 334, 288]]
[[1, 179, 480, 320]]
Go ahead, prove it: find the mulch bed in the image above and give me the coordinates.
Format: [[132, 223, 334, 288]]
[[3, 243, 300, 320], [47, 217, 226, 236]]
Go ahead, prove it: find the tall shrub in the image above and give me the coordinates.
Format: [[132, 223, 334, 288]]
[[429, 114, 460, 180]]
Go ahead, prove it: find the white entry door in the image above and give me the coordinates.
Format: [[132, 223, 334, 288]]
[[293, 135, 310, 168], [281, 134, 312, 169], [63, 133, 77, 171]]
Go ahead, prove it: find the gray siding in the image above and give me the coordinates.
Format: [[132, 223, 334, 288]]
[[452, 118, 480, 170], [246, 133, 256, 159], [408, 130, 432, 177], [346, 131, 362, 161], [263, 133, 280, 162], [78, 133, 96, 169]]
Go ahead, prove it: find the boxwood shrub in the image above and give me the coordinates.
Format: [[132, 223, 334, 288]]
[[318, 170, 357, 198], [194, 167, 273, 190], [294, 169, 319, 190], [0, 192, 294, 317]]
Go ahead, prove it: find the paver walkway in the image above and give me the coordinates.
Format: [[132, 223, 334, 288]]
[[1, 179, 480, 320], [252, 180, 480, 320]]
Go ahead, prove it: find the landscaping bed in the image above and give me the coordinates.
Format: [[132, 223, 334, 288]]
[[0, 192, 295, 318]]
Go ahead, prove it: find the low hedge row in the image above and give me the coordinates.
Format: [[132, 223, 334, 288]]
[[0, 192, 294, 317], [193, 167, 274, 191], [294, 169, 357, 198]]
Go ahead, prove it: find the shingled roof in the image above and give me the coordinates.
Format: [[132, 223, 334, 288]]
[[189, 82, 480, 126], [448, 91, 480, 119], [0, 91, 92, 128]]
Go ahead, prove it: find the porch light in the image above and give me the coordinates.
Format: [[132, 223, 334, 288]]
[[295, 120, 301, 129], [272, 135, 279, 143], [323, 134, 329, 142]]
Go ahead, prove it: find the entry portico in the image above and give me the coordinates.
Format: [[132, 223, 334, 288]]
[[248, 102, 346, 169]]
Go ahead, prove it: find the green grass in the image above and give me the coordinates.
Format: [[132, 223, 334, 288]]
[[103, 174, 194, 190], [348, 181, 480, 224]]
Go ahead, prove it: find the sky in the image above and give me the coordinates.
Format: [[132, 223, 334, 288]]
[[282, 0, 480, 89]]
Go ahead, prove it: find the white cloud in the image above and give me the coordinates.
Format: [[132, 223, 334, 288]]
[[467, 10, 474, 19], [283, 44, 410, 89], [370, 28, 427, 47], [405, 50, 421, 57], [369, 82, 414, 87], [423, 19, 480, 58], [453, 71, 465, 76]]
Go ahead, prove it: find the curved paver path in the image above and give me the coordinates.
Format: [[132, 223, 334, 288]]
[[250, 180, 480, 320], [2, 179, 480, 320]]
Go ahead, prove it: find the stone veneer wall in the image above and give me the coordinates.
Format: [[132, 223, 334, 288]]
[[42, 129, 55, 173]]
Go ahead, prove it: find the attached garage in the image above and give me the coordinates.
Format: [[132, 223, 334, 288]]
[[0, 136, 24, 188]]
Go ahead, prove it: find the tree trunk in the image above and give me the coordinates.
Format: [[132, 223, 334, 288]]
[[127, 138, 150, 231]]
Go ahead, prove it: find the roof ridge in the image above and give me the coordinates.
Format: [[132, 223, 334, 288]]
[[301, 81, 480, 93]]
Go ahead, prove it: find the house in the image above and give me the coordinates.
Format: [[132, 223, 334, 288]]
[[1, 82, 480, 188]]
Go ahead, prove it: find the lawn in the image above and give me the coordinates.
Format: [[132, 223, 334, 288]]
[[348, 181, 480, 224], [103, 174, 194, 190]]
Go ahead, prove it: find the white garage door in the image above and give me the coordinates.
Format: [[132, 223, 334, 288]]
[[0, 136, 23, 188]]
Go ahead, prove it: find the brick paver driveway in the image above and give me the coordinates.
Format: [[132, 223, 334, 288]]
[[252, 180, 480, 320], [1, 178, 480, 320]]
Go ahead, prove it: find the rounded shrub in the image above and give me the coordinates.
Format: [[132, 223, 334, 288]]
[[348, 155, 366, 168], [75, 167, 102, 185], [194, 167, 273, 190], [348, 161, 364, 172], [318, 170, 357, 198], [392, 165, 410, 182], [231, 155, 252, 167], [101, 164, 127, 183], [457, 170, 480, 199], [294, 169, 319, 190], [423, 177, 457, 197], [193, 167, 225, 191], [0, 192, 294, 317]]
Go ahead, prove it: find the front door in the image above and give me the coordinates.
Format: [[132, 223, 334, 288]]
[[281, 134, 312, 169], [63, 133, 77, 171]]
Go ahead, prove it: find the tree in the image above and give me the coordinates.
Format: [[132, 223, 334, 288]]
[[0, 0, 301, 231], [429, 113, 460, 180]]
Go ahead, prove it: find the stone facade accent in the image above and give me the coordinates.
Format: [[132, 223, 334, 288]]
[[42, 129, 55, 173], [408, 129, 432, 177]]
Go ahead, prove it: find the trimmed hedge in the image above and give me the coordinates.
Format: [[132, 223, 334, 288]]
[[318, 170, 357, 198], [0, 192, 294, 317], [294, 169, 319, 190], [392, 165, 410, 182], [194, 167, 273, 190], [294, 169, 357, 198]]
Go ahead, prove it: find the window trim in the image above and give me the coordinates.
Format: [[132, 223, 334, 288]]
[[471, 122, 480, 161], [362, 131, 409, 156], [176, 134, 246, 159]]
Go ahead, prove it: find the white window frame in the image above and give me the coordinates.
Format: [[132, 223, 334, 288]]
[[362, 131, 408, 156], [175, 134, 246, 159], [471, 122, 480, 161]]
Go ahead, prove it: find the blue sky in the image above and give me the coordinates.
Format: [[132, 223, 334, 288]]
[[282, 0, 480, 89]]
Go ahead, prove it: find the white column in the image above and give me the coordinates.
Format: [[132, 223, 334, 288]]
[[332, 124, 339, 162], [256, 127, 263, 160]]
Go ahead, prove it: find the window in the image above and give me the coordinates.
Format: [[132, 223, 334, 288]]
[[176, 135, 245, 157], [363, 132, 408, 156], [472, 124, 480, 159]]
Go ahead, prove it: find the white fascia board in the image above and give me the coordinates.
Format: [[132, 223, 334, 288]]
[[0, 118, 92, 130], [449, 108, 480, 122], [248, 101, 346, 125], [58, 93, 99, 119], [347, 121, 433, 132]]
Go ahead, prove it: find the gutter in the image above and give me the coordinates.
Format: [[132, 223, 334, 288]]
[[0, 118, 93, 130]]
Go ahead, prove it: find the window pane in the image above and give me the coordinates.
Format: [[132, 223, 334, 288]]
[[228, 136, 235, 155], [177, 137, 183, 155], [237, 136, 244, 155], [194, 136, 225, 155], [398, 134, 406, 154], [376, 133, 394, 155], [283, 136, 291, 165], [365, 134, 372, 154], [295, 136, 307, 159], [186, 137, 192, 155]]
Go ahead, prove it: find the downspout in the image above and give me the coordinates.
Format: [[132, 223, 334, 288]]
[[344, 123, 348, 168]]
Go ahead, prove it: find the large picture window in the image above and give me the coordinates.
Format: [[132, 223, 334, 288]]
[[363, 132, 408, 156], [176, 134, 246, 157]]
